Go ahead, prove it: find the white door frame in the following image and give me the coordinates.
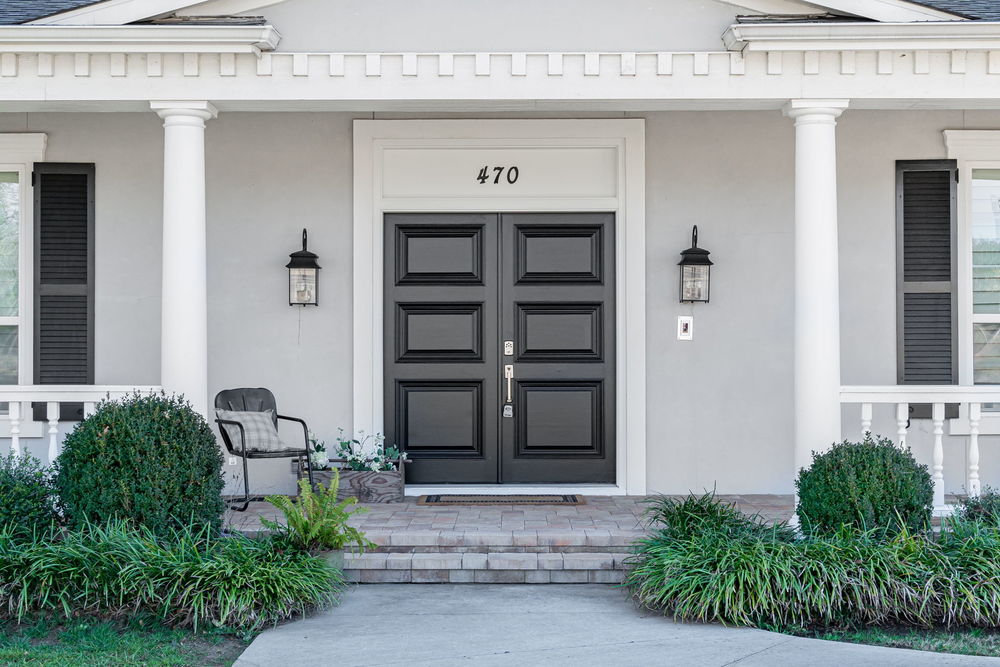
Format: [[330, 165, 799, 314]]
[[352, 119, 646, 495]]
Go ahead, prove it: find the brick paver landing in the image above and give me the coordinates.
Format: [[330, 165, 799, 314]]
[[225, 494, 794, 584]]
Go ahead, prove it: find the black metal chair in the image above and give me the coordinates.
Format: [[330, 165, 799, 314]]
[[214, 387, 315, 511]]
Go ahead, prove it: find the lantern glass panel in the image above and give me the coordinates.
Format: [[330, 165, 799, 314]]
[[289, 267, 317, 305], [681, 265, 710, 302]]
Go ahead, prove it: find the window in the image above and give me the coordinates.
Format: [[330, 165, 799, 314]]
[[0, 167, 27, 395], [971, 169, 1000, 387]]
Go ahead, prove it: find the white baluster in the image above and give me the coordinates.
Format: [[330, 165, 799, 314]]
[[860, 403, 873, 439], [896, 402, 909, 448], [969, 402, 982, 499], [932, 402, 946, 513], [9, 401, 20, 456], [46, 402, 60, 464], [83, 402, 96, 418]]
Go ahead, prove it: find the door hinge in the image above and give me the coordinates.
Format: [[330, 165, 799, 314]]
[[30, 171, 36, 187]]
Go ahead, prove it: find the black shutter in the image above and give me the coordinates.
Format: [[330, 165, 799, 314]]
[[32, 163, 94, 421], [896, 160, 958, 418]]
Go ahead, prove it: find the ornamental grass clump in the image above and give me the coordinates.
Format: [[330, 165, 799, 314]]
[[627, 493, 1000, 631], [796, 435, 933, 536], [954, 487, 1000, 526], [54, 392, 225, 539], [0, 521, 342, 633], [641, 491, 796, 542], [0, 452, 59, 541]]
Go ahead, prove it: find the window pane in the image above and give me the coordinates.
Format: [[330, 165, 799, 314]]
[[972, 169, 1000, 314], [0, 325, 17, 384], [0, 172, 17, 317]]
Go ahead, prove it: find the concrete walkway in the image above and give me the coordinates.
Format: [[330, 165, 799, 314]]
[[236, 585, 999, 667]]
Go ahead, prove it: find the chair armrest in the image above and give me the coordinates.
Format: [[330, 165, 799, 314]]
[[276, 414, 310, 452], [215, 418, 247, 457]]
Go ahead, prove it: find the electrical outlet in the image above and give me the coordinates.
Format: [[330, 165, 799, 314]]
[[228, 457, 237, 466]]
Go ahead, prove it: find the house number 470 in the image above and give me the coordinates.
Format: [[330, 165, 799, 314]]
[[476, 165, 519, 185]]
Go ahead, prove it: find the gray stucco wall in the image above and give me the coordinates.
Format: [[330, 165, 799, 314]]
[[3, 108, 999, 497], [246, 0, 742, 53]]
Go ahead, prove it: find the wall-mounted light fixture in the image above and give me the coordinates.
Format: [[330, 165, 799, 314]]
[[678, 225, 712, 303], [286, 228, 320, 306]]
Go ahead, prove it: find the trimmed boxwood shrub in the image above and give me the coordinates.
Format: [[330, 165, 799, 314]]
[[0, 453, 58, 540], [796, 436, 933, 535], [54, 393, 224, 538]]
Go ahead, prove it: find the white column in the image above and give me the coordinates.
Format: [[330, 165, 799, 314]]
[[784, 99, 849, 480], [151, 101, 217, 417]]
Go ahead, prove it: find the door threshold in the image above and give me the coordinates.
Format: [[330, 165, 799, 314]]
[[404, 484, 626, 497]]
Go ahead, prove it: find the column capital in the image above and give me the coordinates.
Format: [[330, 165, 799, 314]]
[[150, 100, 218, 122], [783, 99, 849, 124]]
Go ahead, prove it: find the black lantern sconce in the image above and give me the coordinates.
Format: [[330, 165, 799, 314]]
[[678, 225, 712, 303], [286, 229, 320, 306]]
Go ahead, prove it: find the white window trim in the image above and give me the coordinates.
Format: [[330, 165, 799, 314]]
[[945, 130, 1000, 434], [352, 119, 647, 495], [0, 134, 45, 437]]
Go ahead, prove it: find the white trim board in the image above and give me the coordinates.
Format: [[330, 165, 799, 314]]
[[352, 119, 647, 495]]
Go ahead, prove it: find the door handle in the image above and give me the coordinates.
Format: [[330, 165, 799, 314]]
[[504, 365, 514, 403]]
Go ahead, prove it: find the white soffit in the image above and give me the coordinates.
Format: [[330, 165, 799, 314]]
[[801, 0, 963, 22], [176, 0, 290, 16], [716, 0, 831, 15], [27, 0, 291, 25], [718, 0, 963, 21], [724, 21, 1000, 51]]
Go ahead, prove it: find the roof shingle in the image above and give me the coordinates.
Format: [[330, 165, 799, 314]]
[[0, 0, 997, 28], [0, 1, 103, 25], [907, 1, 1000, 20]]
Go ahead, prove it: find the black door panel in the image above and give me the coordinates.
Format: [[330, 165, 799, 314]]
[[384, 212, 614, 484]]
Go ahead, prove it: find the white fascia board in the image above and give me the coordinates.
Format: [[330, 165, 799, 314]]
[[0, 25, 280, 53], [724, 21, 1000, 51], [176, 0, 290, 16]]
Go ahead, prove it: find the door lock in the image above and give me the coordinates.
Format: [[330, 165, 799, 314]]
[[504, 340, 514, 356], [504, 364, 514, 403]]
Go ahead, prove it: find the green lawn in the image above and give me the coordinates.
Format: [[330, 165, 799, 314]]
[[0, 619, 249, 667], [808, 627, 1000, 658]]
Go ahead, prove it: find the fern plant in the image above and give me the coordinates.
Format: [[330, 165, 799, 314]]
[[263, 472, 374, 554]]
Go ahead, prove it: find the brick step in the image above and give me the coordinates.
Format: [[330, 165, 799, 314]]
[[364, 529, 646, 551], [343, 551, 630, 584]]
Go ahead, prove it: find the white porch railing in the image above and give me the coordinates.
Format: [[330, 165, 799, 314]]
[[0, 385, 162, 464], [841, 385, 1000, 515]]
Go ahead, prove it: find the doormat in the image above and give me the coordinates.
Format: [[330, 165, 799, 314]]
[[417, 494, 585, 506]]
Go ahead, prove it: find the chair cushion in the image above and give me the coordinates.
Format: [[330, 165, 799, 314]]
[[216, 409, 285, 454]]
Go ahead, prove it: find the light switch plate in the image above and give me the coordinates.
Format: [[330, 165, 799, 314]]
[[677, 316, 694, 341]]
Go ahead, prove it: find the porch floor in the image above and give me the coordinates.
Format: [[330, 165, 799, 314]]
[[225, 494, 795, 536], [225, 494, 794, 583]]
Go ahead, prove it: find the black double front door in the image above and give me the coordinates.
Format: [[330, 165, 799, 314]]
[[384, 212, 615, 484]]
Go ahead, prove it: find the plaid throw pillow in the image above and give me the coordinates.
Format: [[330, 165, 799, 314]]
[[216, 409, 285, 453]]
